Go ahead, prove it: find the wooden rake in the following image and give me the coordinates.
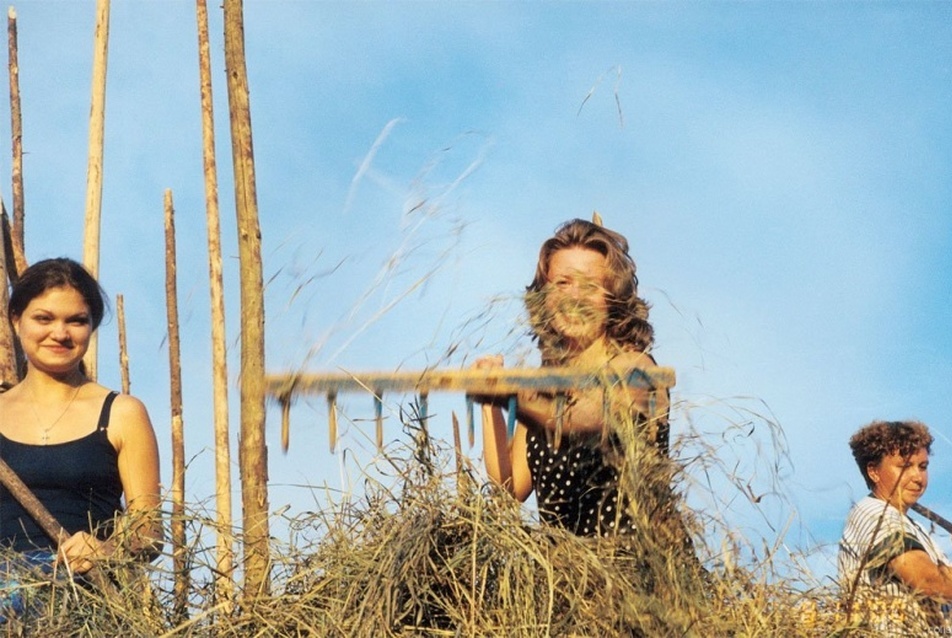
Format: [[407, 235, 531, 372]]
[[265, 365, 676, 453], [911, 502, 952, 536]]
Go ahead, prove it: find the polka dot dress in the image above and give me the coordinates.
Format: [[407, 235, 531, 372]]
[[525, 424, 636, 538]]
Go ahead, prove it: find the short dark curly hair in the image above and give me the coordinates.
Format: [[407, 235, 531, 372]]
[[849, 420, 933, 489]]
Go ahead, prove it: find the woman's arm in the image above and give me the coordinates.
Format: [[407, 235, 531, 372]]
[[58, 394, 163, 574], [114, 394, 164, 559], [476, 356, 533, 501], [481, 406, 532, 501], [516, 350, 670, 448], [890, 549, 952, 599]]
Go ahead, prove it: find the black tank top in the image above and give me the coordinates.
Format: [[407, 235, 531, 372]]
[[0, 392, 124, 552]]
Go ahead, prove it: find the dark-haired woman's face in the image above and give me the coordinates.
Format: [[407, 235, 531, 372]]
[[12, 285, 92, 376], [544, 247, 609, 353]]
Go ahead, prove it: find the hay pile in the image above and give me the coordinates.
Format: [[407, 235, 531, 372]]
[[0, 410, 929, 636]]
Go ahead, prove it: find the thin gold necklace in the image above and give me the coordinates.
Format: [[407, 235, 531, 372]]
[[28, 383, 84, 445]]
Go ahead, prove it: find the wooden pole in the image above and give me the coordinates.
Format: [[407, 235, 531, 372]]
[[912, 503, 952, 536], [116, 294, 129, 394], [164, 190, 189, 620], [6, 8, 26, 276], [0, 204, 17, 387], [82, 0, 110, 381], [1, 9, 25, 387], [195, 0, 235, 606], [223, 0, 270, 599]]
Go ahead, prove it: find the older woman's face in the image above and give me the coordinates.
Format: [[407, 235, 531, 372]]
[[544, 247, 609, 353], [868, 446, 929, 512]]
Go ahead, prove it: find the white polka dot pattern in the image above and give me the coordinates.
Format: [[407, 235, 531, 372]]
[[525, 424, 636, 538]]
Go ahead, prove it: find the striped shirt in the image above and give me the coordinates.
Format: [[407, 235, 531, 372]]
[[839, 495, 949, 632]]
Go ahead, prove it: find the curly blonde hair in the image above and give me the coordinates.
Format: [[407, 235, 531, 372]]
[[525, 218, 653, 364], [849, 420, 934, 489]]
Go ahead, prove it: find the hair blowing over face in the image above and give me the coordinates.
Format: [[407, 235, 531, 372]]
[[526, 218, 653, 363], [849, 420, 934, 490], [8, 258, 107, 330]]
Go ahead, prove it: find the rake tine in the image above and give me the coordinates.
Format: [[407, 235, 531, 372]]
[[280, 395, 291, 453], [327, 391, 338, 454], [419, 391, 429, 424], [553, 393, 566, 451], [506, 395, 517, 438], [374, 391, 384, 451], [452, 411, 463, 478], [465, 395, 475, 448]]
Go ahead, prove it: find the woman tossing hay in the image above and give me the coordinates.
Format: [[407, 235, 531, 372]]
[[474, 217, 673, 541]]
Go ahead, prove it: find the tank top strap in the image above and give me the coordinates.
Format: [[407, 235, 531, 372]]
[[97, 392, 119, 432]]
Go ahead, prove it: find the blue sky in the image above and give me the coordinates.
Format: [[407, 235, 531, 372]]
[[3, 1, 951, 585]]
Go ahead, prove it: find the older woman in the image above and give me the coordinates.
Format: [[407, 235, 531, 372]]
[[839, 420, 952, 630]]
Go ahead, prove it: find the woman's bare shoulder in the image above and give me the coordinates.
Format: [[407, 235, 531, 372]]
[[110, 392, 151, 420], [608, 347, 660, 369]]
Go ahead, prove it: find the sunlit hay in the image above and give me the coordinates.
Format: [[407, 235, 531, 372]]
[[0, 497, 250, 636], [437, 292, 532, 370], [230, 401, 908, 636], [259, 404, 714, 637], [0, 545, 165, 636], [272, 130, 487, 374], [263, 402, 863, 637], [2, 401, 943, 635]]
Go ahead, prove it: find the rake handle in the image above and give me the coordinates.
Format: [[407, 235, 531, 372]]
[[0, 457, 67, 542], [911, 502, 952, 535]]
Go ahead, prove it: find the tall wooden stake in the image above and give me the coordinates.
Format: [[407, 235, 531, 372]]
[[223, 0, 270, 598], [82, 0, 110, 381], [196, 0, 234, 606], [0, 204, 17, 386], [6, 8, 26, 276], [2, 9, 26, 385], [116, 293, 129, 394], [164, 190, 189, 620]]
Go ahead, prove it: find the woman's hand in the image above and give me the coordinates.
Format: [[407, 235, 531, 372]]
[[470, 355, 508, 406], [473, 354, 504, 370], [57, 531, 115, 574]]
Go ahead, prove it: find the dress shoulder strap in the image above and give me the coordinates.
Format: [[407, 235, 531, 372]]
[[97, 391, 119, 432]]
